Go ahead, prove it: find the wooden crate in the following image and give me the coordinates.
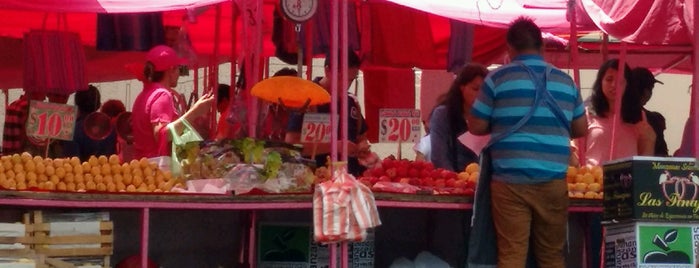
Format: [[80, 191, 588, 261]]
[[29, 211, 113, 268], [0, 213, 34, 257]]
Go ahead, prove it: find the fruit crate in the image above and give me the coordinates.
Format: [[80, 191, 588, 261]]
[[28, 211, 113, 268], [0, 213, 33, 256]]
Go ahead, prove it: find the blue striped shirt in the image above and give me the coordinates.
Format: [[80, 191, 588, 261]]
[[470, 54, 585, 184]]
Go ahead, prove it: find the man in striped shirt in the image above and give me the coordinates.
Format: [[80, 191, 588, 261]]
[[2, 91, 46, 155], [468, 17, 587, 267]]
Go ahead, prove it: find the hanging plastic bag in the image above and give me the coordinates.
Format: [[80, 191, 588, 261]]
[[168, 119, 204, 177], [313, 163, 381, 244]]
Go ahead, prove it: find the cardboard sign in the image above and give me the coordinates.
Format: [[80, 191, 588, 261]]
[[258, 223, 374, 268], [604, 221, 699, 268], [603, 156, 699, 222], [301, 113, 332, 143], [26, 101, 77, 141], [379, 109, 421, 143]]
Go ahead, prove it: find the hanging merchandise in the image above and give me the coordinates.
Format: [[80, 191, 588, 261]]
[[313, 163, 381, 243], [96, 12, 165, 51], [173, 23, 198, 76], [23, 30, 87, 95]]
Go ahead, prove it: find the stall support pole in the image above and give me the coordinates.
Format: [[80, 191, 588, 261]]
[[609, 42, 627, 160], [340, 1, 350, 266], [140, 208, 150, 268], [693, 0, 699, 164], [329, 0, 340, 267], [568, 0, 586, 185], [248, 210, 257, 267]]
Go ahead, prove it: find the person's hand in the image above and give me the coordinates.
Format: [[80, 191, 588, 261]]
[[337, 140, 358, 157], [636, 113, 657, 155], [355, 139, 372, 158], [189, 92, 215, 118]]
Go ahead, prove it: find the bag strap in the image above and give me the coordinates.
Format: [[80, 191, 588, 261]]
[[485, 64, 552, 148], [518, 63, 571, 133]]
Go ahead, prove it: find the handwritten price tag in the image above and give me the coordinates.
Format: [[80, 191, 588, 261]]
[[26, 101, 77, 141], [301, 113, 331, 143], [379, 108, 421, 143]]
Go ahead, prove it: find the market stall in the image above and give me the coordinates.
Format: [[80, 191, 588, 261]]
[[0, 0, 695, 267]]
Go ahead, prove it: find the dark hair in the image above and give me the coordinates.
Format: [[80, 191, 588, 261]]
[[144, 62, 166, 83], [217, 84, 231, 105], [507, 17, 543, 52], [324, 50, 361, 68], [630, 67, 660, 92], [100, 99, 126, 118], [439, 63, 489, 134], [273, 68, 298, 77], [75, 85, 101, 114], [589, 59, 642, 123]]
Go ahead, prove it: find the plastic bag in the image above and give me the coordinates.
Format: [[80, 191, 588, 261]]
[[414, 251, 451, 268], [168, 119, 203, 177], [313, 164, 381, 243]]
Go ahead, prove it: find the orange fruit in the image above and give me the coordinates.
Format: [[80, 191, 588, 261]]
[[465, 163, 480, 174], [132, 176, 143, 188], [96, 182, 107, 192], [86, 181, 97, 191], [88, 156, 99, 167], [45, 166, 55, 176], [56, 182, 67, 191], [126, 184, 136, 192], [98, 155, 108, 165], [109, 155, 120, 165], [107, 182, 117, 192], [66, 182, 76, 192]]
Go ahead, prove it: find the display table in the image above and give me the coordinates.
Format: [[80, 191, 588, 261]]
[[0, 190, 602, 267]]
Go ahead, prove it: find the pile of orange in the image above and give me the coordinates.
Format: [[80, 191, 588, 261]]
[[0, 153, 180, 193], [566, 165, 603, 199]]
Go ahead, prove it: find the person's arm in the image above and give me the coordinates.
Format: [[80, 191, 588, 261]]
[[467, 115, 490, 135], [571, 116, 588, 138], [429, 107, 455, 171], [168, 92, 216, 137], [467, 77, 495, 136], [636, 113, 657, 156]]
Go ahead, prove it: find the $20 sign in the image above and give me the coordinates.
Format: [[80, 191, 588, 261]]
[[379, 109, 421, 143]]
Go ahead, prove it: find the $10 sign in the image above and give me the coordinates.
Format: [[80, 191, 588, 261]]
[[379, 109, 421, 143]]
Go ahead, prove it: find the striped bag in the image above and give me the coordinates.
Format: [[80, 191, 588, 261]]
[[313, 165, 381, 243], [23, 30, 87, 94]]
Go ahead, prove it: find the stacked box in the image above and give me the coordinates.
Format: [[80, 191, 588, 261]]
[[257, 223, 374, 268], [603, 156, 699, 222], [29, 211, 113, 268], [604, 221, 699, 268]]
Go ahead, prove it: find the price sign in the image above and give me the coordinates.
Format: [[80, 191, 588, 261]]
[[26, 101, 77, 141], [301, 113, 332, 143], [379, 108, 421, 143]]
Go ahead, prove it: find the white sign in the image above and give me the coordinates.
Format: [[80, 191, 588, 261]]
[[379, 109, 421, 143], [301, 113, 331, 143]]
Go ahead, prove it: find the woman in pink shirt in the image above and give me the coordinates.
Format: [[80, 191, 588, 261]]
[[131, 45, 214, 159], [581, 59, 656, 166]]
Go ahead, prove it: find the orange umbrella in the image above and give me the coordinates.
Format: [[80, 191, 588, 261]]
[[250, 76, 330, 109]]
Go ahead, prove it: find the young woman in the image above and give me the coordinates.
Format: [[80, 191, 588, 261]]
[[131, 45, 214, 159], [582, 59, 656, 165], [430, 63, 489, 171]]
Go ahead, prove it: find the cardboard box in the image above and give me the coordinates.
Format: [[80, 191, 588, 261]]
[[604, 221, 699, 268], [257, 223, 374, 268], [603, 156, 699, 222]]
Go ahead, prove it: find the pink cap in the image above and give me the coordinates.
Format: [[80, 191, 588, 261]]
[[145, 45, 187, 71]]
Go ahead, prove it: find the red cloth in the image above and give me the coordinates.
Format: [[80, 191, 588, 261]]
[[1, 96, 29, 155], [362, 66, 415, 143], [579, 0, 694, 45]]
